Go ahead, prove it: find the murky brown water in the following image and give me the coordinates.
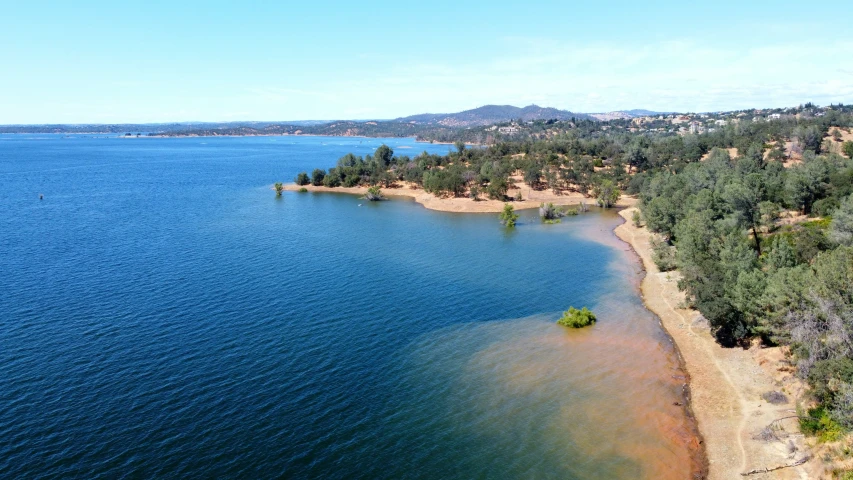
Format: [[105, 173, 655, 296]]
[[395, 212, 704, 479]]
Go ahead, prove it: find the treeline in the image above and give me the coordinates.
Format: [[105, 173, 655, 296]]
[[297, 106, 853, 209], [295, 140, 631, 204], [636, 115, 853, 431]]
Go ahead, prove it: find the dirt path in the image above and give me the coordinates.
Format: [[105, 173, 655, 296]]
[[614, 208, 810, 480]]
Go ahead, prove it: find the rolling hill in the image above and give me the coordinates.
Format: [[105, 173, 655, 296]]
[[396, 105, 592, 127]]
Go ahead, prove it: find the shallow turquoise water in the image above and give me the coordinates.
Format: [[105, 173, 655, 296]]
[[0, 135, 698, 479]]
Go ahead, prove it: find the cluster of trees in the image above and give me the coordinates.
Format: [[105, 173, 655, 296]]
[[295, 140, 635, 205], [638, 137, 853, 429]]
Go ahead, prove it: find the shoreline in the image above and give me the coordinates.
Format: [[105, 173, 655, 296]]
[[0, 132, 482, 146], [146, 133, 484, 145], [614, 208, 810, 480], [283, 182, 635, 213]]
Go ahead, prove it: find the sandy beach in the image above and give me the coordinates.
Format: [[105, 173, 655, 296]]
[[283, 181, 635, 213], [614, 207, 811, 480]]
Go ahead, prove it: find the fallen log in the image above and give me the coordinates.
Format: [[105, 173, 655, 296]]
[[741, 456, 810, 476]]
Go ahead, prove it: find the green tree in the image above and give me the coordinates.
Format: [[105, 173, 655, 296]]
[[454, 141, 466, 155], [524, 164, 542, 188], [650, 236, 677, 271], [785, 167, 821, 213], [374, 144, 394, 167], [843, 141, 853, 159], [274, 182, 284, 196], [624, 144, 648, 172], [295, 172, 311, 185], [498, 203, 518, 227], [723, 174, 765, 254], [794, 125, 823, 153], [311, 168, 326, 186], [830, 195, 853, 246], [643, 196, 679, 239], [593, 179, 620, 208], [322, 171, 342, 187], [487, 177, 509, 200]]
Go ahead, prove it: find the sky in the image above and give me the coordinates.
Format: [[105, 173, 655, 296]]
[[2, 0, 852, 124]]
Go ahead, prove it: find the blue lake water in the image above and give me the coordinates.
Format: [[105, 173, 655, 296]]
[[0, 135, 700, 479]]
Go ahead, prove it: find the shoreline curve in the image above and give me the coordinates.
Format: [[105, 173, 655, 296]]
[[614, 207, 810, 480]]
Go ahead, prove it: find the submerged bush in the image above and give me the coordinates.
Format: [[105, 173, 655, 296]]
[[365, 186, 385, 201], [557, 307, 597, 328], [499, 203, 519, 227], [539, 202, 565, 221], [298, 187, 308, 193]]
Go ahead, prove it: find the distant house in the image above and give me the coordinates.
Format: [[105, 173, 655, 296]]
[[498, 126, 520, 135], [688, 121, 705, 134], [768, 113, 781, 120], [715, 119, 727, 126]]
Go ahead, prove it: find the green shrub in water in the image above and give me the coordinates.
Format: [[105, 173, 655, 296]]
[[557, 307, 597, 328]]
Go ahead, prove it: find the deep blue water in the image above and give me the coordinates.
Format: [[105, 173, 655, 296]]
[[0, 135, 696, 479]]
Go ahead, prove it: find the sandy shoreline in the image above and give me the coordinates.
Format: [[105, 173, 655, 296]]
[[283, 182, 635, 213], [614, 208, 810, 480]]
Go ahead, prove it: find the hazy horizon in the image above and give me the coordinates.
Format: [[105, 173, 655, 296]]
[[0, 100, 844, 127]]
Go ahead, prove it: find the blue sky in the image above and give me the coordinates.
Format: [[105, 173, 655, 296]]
[[2, 1, 852, 123]]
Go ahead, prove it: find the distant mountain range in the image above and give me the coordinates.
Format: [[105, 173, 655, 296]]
[[396, 105, 594, 127], [0, 105, 671, 135]]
